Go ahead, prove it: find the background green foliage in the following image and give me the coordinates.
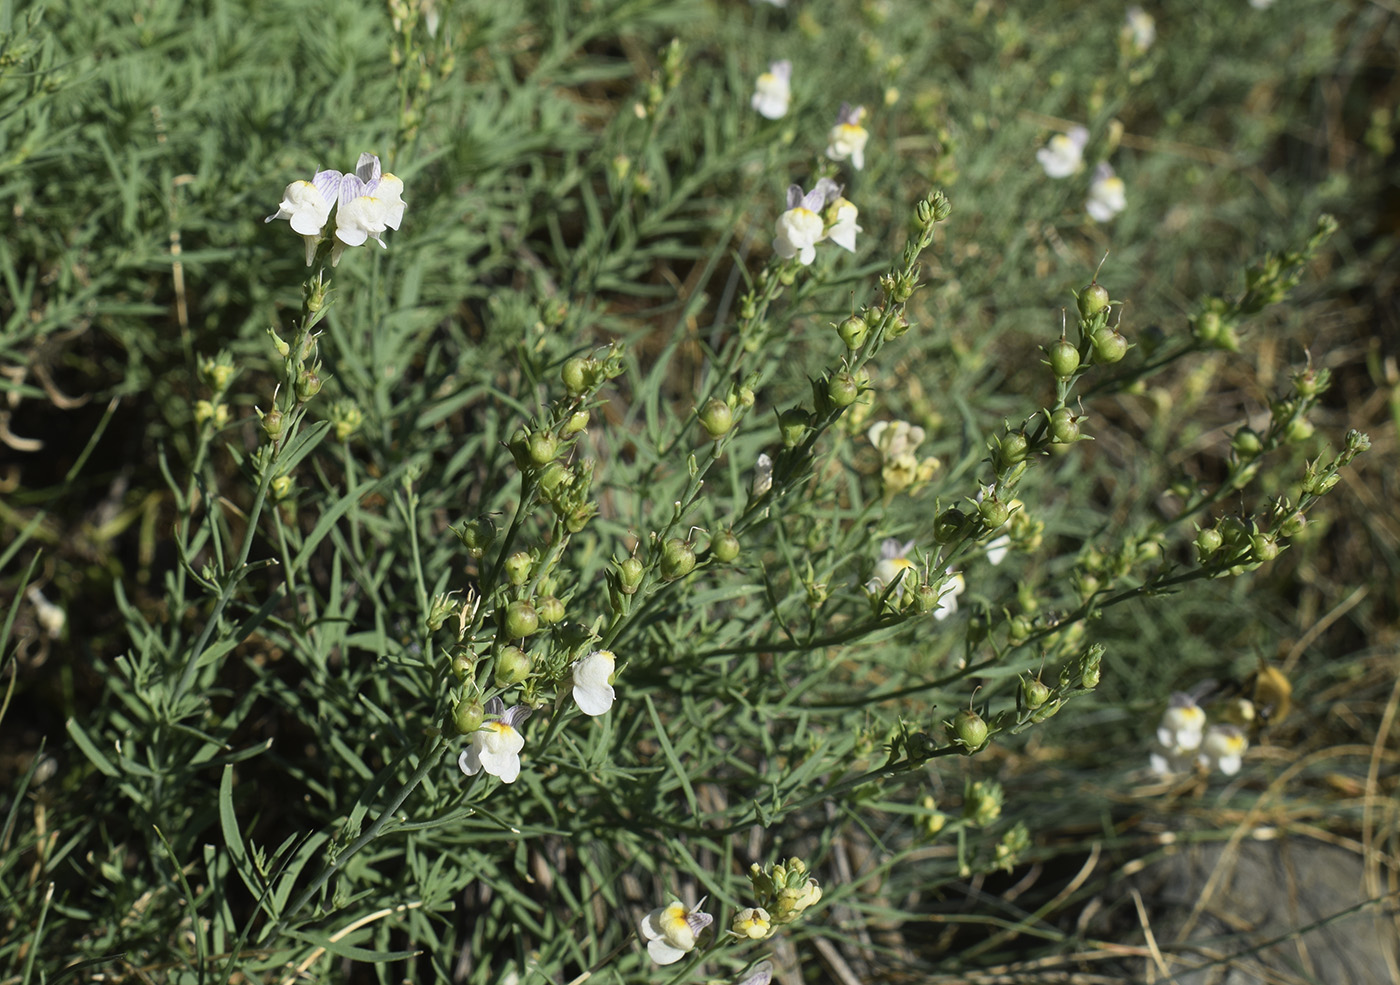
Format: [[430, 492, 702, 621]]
[[2, 0, 1397, 981]]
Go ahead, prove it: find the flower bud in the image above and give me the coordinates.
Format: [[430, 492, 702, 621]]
[[504, 551, 533, 586], [836, 314, 868, 350], [778, 408, 809, 448], [1231, 427, 1263, 459], [1090, 328, 1129, 364], [1020, 675, 1051, 711], [503, 601, 539, 639], [1047, 338, 1080, 381], [268, 326, 291, 359], [528, 430, 559, 465], [618, 556, 644, 594], [561, 409, 590, 436], [660, 538, 696, 580], [1078, 644, 1103, 689], [493, 645, 532, 688], [712, 529, 741, 563], [699, 398, 734, 438], [458, 516, 497, 558], [565, 502, 595, 533], [962, 779, 1003, 826], [1285, 417, 1315, 443], [270, 474, 294, 501], [950, 708, 988, 751], [826, 372, 860, 408], [1077, 282, 1110, 319], [453, 698, 485, 735], [536, 596, 565, 625], [538, 462, 572, 498]]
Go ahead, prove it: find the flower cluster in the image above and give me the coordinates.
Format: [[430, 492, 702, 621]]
[[867, 419, 938, 496], [639, 898, 713, 965], [751, 60, 792, 120], [266, 152, 407, 266], [1149, 692, 1249, 777], [748, 857, 822, 926], [773, 178, 861, 265], [1034, 128, 1127, 222]]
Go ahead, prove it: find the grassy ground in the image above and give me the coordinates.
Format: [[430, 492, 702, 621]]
[[2, 0, 1398, 982]]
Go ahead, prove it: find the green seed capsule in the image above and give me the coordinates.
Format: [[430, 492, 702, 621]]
[[536, 596, 565, 625], [618, 557, 644, 594], [1049, 407, 1080, 444], [712, 530, 741, 563], [699, 398, 734, 438], [837, 315, 868, 350], [952, 709, 988, 751], [1078, 282, 1110, 318], [827, 372, 860, 407], [1091, 329, 1128, 364], [1048, 338, 1080, 381], [660, 538, 696, 581], [493, 646, 532, 688], [504, 601, 539, 639]]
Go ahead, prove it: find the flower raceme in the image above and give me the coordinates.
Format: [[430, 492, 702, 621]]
[[458, 696, 531, 783], [266, 152, 406, 266], [639, 899, 713, 965]]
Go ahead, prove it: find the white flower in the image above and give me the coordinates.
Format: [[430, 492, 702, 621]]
[[986, 534, 1011, 566], [824, 196, 861, 252], [867, 538, 918, 597], [26, 586, 65, 639], [265, 169, 342, 265], [735, 962, 774, 985], [1086, 162, 1126, 222], [825, 103, 869, 170], [751, 60, 792, 120], [1123, 7, 1156, 53], [458, 697, 531, 783], [332, 152, 408, 264], [773, 179, 838, 265], [1156, 692, 1207, 751], [640, 899, 713, 965], [932, 569, 965, 621], [1249, 0, 1275, 8], [571, 649, 616, 716], [1149, 692, 1207, 776], [1199, 724, 1248, 776], [752, 452, 774, 497], [1035, 126, 1088, 179], [867, 420, 925, 460]]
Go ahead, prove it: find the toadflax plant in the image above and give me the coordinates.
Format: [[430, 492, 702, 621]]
[[12, 3, 1379, 983]]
